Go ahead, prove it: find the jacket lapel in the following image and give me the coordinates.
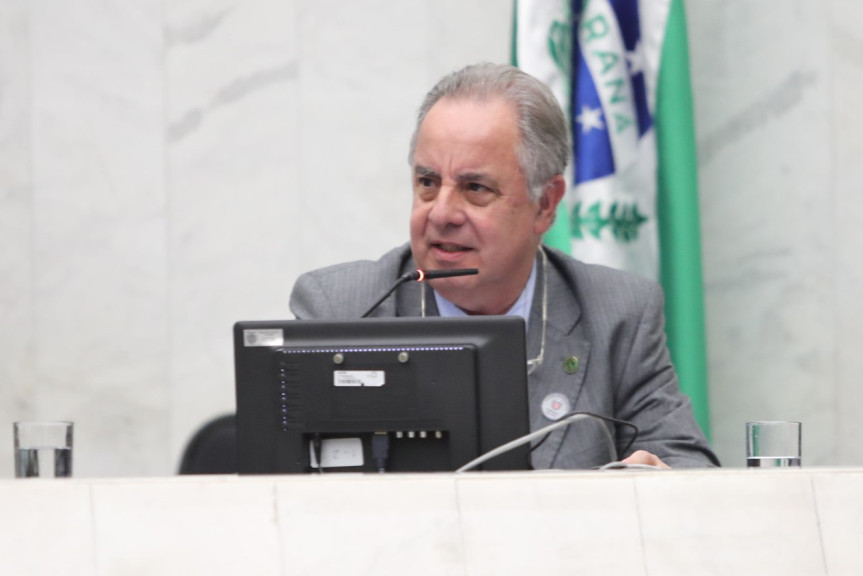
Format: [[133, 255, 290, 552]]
[[527, 249, 592, 469]]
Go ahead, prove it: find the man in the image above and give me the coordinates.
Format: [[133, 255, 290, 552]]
[[290, 63, 719, 469]]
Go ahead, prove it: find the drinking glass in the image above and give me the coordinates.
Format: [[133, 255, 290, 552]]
[[746, 421, 801, 468], [14, 421, 74, 478]]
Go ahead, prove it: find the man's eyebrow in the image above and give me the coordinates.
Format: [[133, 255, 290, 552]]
[[456, 172, 498, 188], [414, 165, 438, 178]]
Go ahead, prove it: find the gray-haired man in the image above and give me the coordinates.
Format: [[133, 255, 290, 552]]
[[290, 63, 718, 469]]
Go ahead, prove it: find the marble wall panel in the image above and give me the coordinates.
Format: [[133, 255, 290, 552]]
[[828, 0, 863, 464], [688, 0, 837, 466], [166, 0, 300, 467], [0, 1, 33, 478], [294, 0, 430, 273], [3, 0, 861, 478], [426, 0, 514, 78], [294, 0, 513, 275], [637, 471, 825, 574], [457, 473, 644, 575], [92, 478, 284, 576], [813, 471, 863, 574], [5, 470, 863, 575], [29, 0, 168, 477], [92, 478, 282, 575], [0, 481, 96, 575], [276, 474, 464, 574]]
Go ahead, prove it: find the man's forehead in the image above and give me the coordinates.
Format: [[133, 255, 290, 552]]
[[425, 94, 516, 122]]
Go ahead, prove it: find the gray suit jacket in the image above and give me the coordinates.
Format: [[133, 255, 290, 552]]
[[290, 244, 719, 469]]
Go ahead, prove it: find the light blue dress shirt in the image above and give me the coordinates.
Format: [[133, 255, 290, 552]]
[[433, 259, 538, 330]]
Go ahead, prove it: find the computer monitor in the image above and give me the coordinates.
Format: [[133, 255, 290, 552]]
[[233, 316, 531, 473]]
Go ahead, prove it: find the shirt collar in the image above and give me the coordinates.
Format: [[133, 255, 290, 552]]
[[433, 258, 538, 330]]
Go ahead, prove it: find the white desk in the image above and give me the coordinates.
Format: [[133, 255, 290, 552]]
[[1, 467, 861, 575]]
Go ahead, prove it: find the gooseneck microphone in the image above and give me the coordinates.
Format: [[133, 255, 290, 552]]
[[400, 268, 479, 282], [360, 268, 478, 318]]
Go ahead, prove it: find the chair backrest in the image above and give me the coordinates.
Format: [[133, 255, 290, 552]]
[[178, 414, 237, 474]]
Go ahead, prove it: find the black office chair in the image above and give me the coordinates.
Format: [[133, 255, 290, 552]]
[[178, 413, 238, 474]]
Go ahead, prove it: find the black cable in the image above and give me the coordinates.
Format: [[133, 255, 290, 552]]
[[312, 433, 324, 475], [371, 432, 390, 473]]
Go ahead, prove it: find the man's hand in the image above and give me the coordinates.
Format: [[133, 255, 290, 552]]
[[621, 450, 670, 469]]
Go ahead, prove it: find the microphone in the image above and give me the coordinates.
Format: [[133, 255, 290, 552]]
[[400, 268, 479, 282], [360, 268, 478, 318]]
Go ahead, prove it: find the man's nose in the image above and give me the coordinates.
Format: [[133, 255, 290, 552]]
[[427, 186, 467, 227]]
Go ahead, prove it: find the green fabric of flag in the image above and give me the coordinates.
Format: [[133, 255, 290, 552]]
[[656, 0, 710, 438]]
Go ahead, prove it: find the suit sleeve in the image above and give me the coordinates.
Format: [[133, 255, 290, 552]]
[[613, 282, 720, 468]]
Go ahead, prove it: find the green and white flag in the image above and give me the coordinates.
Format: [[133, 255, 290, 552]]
[[513, 0, 711, 437]]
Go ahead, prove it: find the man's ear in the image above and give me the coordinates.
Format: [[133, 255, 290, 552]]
[[534, 175, 566, 235]]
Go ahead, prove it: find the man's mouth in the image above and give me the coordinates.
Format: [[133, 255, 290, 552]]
[[432, 242, 471, 253]]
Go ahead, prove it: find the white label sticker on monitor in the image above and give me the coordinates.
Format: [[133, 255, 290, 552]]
[[333, 370, 385, 387], [309, 437, 364, 468], [243, 329, 284, 347]]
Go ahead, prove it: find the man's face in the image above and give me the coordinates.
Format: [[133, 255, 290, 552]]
[[409, 97, 558, 315]]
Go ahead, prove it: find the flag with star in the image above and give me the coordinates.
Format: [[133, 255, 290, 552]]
[[513, 0, 711, 438]]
